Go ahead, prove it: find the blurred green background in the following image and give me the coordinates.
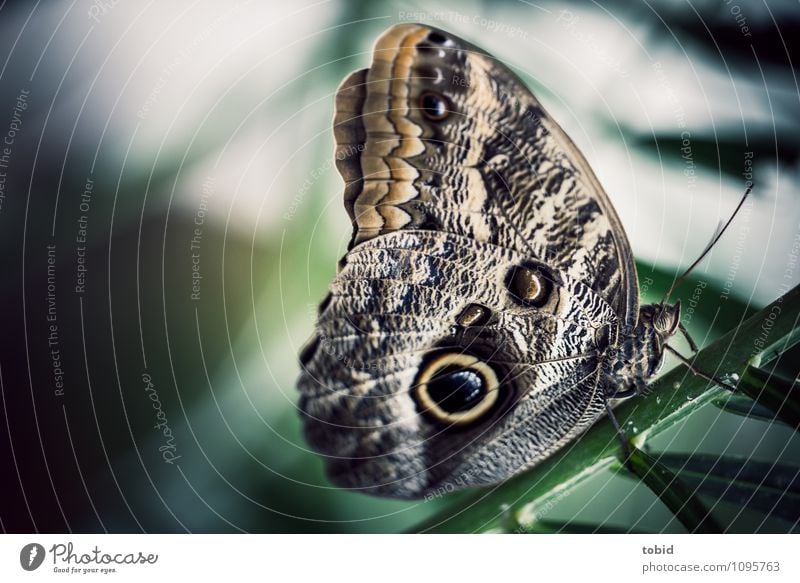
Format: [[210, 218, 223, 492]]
[[0, 0, 798, 533]]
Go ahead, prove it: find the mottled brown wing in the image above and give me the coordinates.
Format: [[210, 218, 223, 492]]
[[299, 230, 617, 498], [334, 23, 638, 327], [298, 23, 639, 499]]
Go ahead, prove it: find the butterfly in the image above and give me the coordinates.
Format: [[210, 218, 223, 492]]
[[297, 23, 685, 499]]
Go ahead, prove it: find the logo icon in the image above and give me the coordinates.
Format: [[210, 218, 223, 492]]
[[20, 543, 46, 571]]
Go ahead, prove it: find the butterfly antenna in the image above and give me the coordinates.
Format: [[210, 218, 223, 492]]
[[659, 186, 751, 306]]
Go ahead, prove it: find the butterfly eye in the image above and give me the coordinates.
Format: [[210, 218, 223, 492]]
[[653, 303, 681, 335], [414, 353, 499, 426], [419, 92, 449, 121]]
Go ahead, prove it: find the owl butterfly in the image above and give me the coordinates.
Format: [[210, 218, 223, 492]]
[[298, 23, 693, 499]]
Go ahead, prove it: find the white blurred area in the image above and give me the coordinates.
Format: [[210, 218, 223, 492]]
[[3, 0, 796, 305]]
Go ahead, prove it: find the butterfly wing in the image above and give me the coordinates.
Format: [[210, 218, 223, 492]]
[[300, 231, 617, 497], [334, 23, 638, 326], [299, 24, 634, 498]]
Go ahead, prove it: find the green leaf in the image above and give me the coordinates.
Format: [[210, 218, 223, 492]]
[[738, 366, 800, 429], [711, 393, 779, 424], [657, 453, 800, 524], [515, 520, 652, 534], [625, 448, 722, 533]]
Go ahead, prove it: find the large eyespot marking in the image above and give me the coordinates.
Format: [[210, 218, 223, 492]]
[[456, 303, 491, 327], [419, 91, 449, 121], [413, 353, 499, 426], [505, 264, 553, 308]]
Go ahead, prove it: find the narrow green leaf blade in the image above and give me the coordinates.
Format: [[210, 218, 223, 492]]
[[657, 453, 800, 524], [626, 448, 722, 533]]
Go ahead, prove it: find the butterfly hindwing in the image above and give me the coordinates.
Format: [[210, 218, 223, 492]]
[[299, 230, 618, 497]]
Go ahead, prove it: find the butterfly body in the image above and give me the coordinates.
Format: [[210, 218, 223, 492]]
[[298, 24, 679, 498]]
